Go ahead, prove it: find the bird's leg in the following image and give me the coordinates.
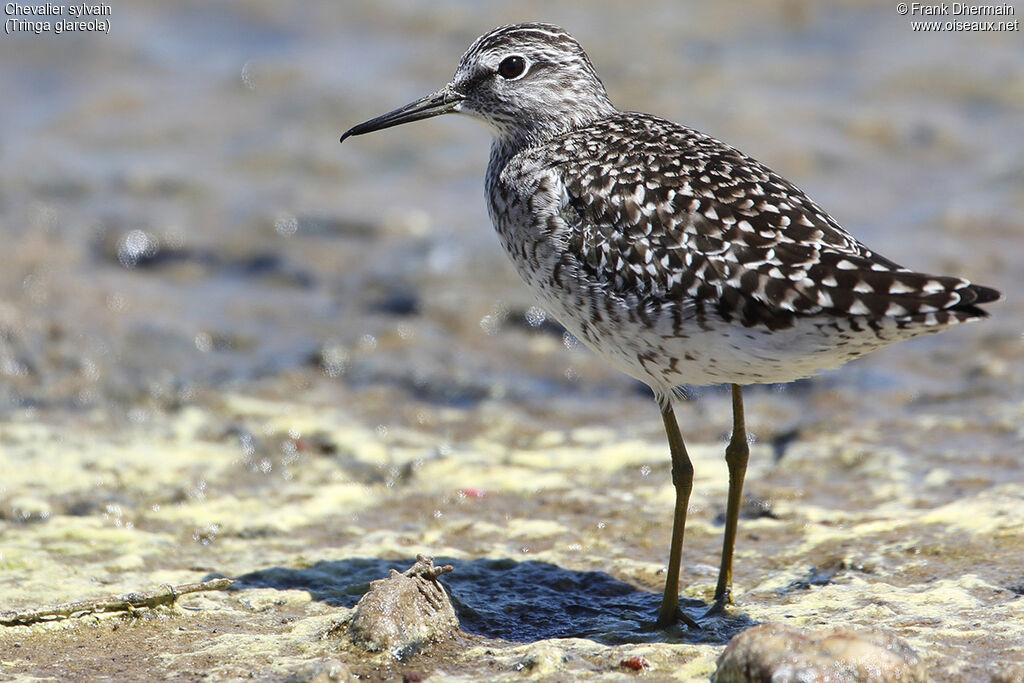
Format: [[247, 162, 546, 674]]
[[706, 383, 749, 616], [656, 401, 699, 629]]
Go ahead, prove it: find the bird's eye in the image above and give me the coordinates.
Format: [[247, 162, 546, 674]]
[[497, 55, 527, 80]]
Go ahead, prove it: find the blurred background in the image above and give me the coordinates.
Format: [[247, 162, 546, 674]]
[[1, 0, 1020, 429], [0, 0, 1020, 434], [1, 0, 1022, 677]]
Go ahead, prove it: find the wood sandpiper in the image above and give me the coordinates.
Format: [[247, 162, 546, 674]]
[[340, 22, 1001, 628]]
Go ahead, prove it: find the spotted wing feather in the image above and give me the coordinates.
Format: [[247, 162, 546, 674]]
[[548, 113, 998, 330]]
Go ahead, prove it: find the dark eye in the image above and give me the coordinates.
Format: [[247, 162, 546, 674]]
[[497, 55, 527, 79]]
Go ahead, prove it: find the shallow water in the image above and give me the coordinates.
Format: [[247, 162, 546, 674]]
[[1, 1, 1022, 680]]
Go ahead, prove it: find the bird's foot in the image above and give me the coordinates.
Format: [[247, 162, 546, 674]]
[[701, 590, 732, 619], [658, 607, 701, 630]]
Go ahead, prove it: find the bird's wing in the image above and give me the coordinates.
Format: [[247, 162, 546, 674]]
[[547, 113, 993, 327]]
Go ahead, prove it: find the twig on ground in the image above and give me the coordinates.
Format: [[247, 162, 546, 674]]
[[0, 578, 235, 626]]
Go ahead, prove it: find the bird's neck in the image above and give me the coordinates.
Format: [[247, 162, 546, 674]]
[[489, 102, 619, 159]]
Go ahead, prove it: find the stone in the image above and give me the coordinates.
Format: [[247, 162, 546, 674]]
[[715, 622, 927, 682], [348, 555, 458, 659]]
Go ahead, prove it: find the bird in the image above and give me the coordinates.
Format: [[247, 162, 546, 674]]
[[339, 23, 1001, 628]]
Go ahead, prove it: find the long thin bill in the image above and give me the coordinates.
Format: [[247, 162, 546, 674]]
[[340, 86, 464, 143]]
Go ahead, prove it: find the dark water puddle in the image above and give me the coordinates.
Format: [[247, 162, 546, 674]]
[[233, 557, 752, 646]]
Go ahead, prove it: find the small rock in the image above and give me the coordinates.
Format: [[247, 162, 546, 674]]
[[715, 622, 927, 683], [514, 643, 567, 675], [284, 658, 354, 683], [348, 555, 458, 659], [305, 658, 355, 683]]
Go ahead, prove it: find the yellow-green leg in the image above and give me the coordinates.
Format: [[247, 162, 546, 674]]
[[706, 384, 750, 615], [656, 402, 699, 629]]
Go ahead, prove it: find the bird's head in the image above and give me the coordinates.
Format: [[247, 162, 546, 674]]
[[341, 23, 615, 147]]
